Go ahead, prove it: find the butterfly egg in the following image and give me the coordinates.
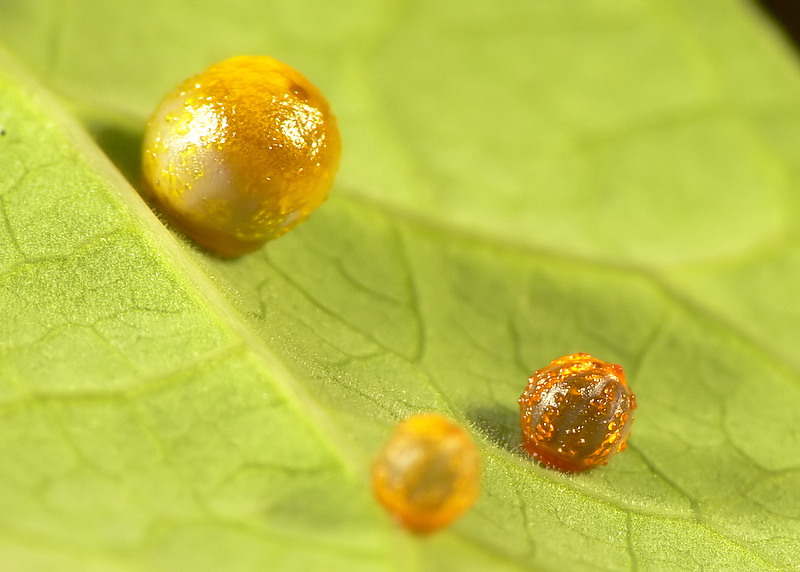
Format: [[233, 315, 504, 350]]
[[371, 413, 481, 534], [142, 55, 341, 257], [518, 353, 637, 473]]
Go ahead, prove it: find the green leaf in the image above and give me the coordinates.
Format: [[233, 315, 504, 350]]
[[1, 1, 800, 570]]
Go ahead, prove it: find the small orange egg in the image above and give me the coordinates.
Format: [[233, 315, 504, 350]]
[[142, 55, 341, 257], [518, 353, 636, 473], [371, 413, 481, 534]]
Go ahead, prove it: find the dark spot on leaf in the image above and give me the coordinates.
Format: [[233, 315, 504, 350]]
[[756, 1, 800, 50]]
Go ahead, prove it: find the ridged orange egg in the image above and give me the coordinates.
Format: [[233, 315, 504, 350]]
[[371, 414, 481, 534], [518, 353, 636, 472]]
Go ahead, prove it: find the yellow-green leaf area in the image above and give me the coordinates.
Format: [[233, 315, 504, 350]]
[[1, 0, 800, 570]]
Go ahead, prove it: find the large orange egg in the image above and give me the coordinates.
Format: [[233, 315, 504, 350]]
[[142, 56, 341, 257]]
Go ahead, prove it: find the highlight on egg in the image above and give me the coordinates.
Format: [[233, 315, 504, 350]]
[[518, 353, 637, 473], [142, 55, 341, 257]]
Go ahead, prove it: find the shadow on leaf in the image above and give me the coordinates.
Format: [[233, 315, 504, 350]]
[[467, 404, 522, 456], [87, 120, 144, 188]]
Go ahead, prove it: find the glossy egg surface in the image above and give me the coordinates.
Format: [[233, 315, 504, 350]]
[[518, 353, 636, 473], [142, 55, 341, 256], [371, 413, 481, 534]]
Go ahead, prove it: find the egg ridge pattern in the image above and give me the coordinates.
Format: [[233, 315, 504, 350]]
[[518, 353, 637, 473], [371, 413, 481, 534], [142, 55, 341, 257]]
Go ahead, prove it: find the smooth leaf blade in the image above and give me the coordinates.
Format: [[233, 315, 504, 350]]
[[1, 0, 800, 570]]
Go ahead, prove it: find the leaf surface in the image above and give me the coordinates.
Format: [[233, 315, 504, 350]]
[[1, 1, 799, 570]]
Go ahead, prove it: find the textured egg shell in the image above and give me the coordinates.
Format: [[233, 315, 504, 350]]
[[371, 414, 482, 534], [142, 55, 341, 256], [518, 353, 637, 473]]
